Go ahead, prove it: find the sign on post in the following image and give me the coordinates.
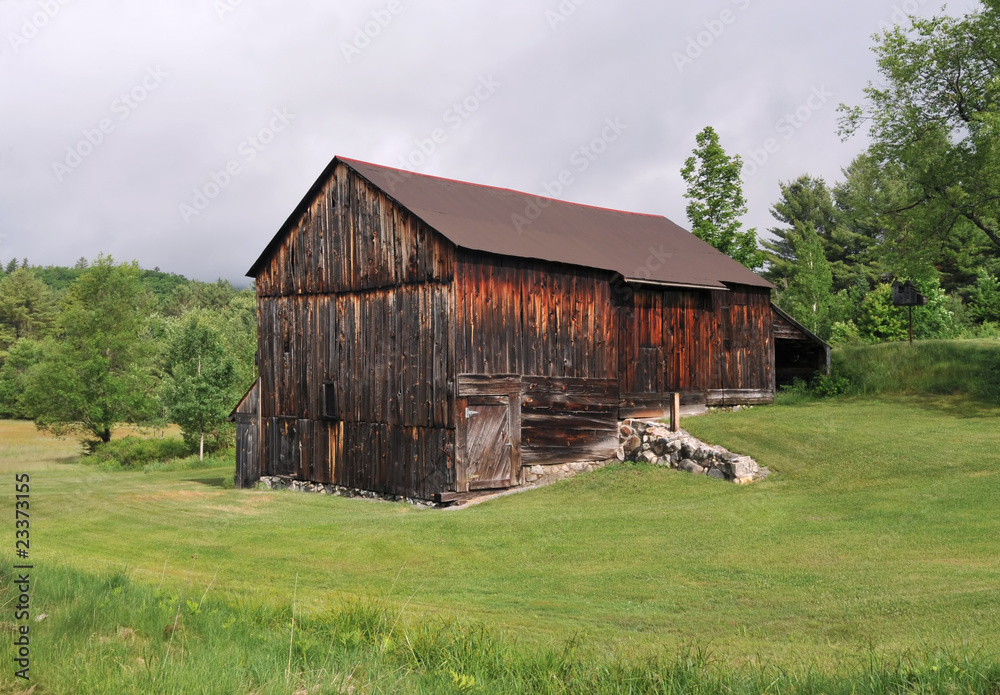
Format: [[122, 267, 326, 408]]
[[891, 280, 928, 345]]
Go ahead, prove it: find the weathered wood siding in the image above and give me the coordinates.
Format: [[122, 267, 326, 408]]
[[618, 283, 774, 408], [256, 165, 453, 296], [773, 310, 808, 340], [258, 288, 452, 426], [255, 163, 456, 498], [520, 376, 619, 464], [233, 379, 261, 489], [455, 253, 620, 464]]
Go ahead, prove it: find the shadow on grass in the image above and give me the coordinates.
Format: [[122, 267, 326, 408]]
[[183, 475, 231, 489], [879, 393, 1000, 420]]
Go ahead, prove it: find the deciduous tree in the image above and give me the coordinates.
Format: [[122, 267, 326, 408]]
[[21, 256, 157, 445], [161, 313, 240, 460], [680, 126, 764, 270], [838, 3, 1000, 258], [777, 223, 834, 338]]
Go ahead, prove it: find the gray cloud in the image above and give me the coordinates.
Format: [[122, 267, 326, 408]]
[[0, 0, 959, 283]]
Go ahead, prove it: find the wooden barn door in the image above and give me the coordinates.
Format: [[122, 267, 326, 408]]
[[456, 395, 520, 491], [235, 420, 259, 488]]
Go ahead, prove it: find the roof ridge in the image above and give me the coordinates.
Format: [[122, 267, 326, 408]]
[[338, 155, 667, 221]]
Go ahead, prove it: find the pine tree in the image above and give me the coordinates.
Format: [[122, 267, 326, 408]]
[[0, 268, 57, 346], [762, 175, 847, 288]]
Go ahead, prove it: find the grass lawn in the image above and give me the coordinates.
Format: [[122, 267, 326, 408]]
[[2, 395, 999, 691]]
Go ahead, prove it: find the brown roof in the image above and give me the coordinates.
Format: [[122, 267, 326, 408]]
[[249, 156, 772, 290]]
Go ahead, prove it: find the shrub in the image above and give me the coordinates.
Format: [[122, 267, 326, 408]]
[[88, 436, 192, 469], [811, 373, 850, 397]]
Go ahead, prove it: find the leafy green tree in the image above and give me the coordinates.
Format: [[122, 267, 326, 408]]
[[163, 284, 198, 317], [968, 269, 1000, 323], [680, 126, 764, 270], [909, 278, 960, 340], [777, 223, 834, 338], [0, 268, 57, 354], [74, 257, 89, 270], [217, 288, 258, 390], [138, 269, 191, 311], [856, 284, 908, 343], [29, 266, 86, 293], [161, 313, 241, 460], [21, 256, 157, 445], [838, 3, 1000, 257], [194, 279, 237, 311], [0, 338, 43, 419]]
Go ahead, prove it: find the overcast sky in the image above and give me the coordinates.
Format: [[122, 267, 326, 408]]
[[0, 0, 972, 285]]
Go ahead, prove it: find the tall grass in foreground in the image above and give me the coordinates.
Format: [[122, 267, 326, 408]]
[[831, 340, 1000, 404], [3, 563, 998, 694]]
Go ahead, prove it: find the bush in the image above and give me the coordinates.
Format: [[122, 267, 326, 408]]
[[811, 373, 850, 397], [88, 436, 192, 469]]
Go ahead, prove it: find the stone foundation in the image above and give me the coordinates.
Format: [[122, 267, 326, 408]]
[[256, 419, 766, 506], [616, 418, 768, 484], [256, 477, 437, 507], [521, 459, 616, 486]]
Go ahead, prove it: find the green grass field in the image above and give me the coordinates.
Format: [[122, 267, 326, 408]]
[[1, 388, 999, 692]]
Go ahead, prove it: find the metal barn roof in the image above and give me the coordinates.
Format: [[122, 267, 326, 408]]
[[249, 156, 773, 290]]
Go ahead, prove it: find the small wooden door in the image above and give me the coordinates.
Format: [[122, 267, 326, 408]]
[[235, 419, 259, 488], [456, 395, 519, 491]]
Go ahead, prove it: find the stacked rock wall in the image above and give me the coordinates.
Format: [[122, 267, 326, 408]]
[[617, 419, 768, 484]]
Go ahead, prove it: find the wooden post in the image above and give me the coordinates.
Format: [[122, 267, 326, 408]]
[[909, 305, 913, 345], [670, 392, 680, 432]]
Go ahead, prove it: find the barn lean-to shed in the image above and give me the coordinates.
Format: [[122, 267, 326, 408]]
[[235, 156, 818, 501]]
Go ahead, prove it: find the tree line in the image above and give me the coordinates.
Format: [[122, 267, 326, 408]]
[[682, 1, 1000, 343], [0, 255, 256, 457]]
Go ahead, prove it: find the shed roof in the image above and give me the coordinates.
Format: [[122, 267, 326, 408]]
[[249, 156, 772, 290]]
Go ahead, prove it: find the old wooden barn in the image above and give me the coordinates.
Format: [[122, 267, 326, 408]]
[[233, 156, 822, 500]]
